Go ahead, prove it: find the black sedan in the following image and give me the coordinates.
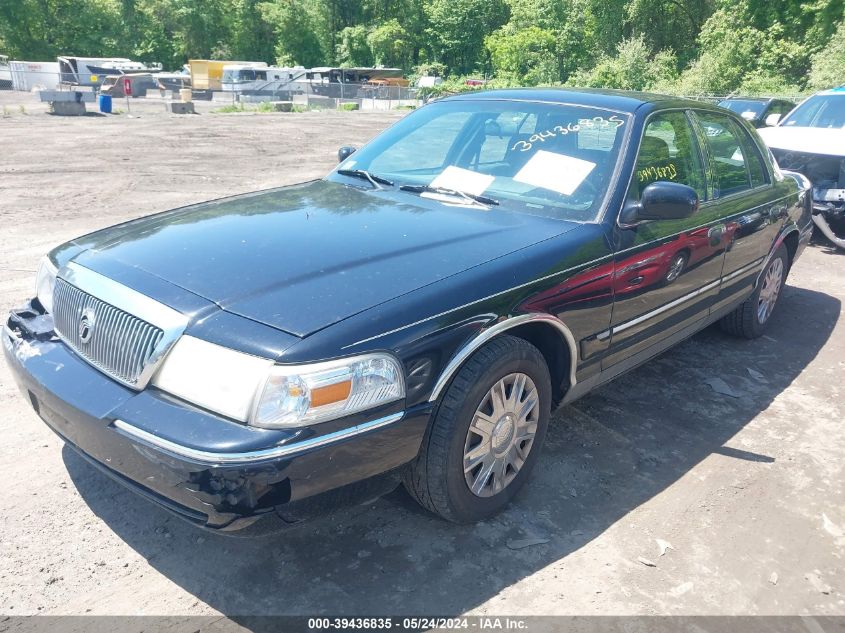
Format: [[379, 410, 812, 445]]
[[718, 97, 796, 128], [3, 89, 813, 531]]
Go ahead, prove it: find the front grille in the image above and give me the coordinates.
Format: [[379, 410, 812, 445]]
[[53, 278, 164, 386]]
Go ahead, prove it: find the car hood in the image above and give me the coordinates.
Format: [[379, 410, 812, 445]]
[[70, 180, 578, 337], [758, 126, 845, 158]]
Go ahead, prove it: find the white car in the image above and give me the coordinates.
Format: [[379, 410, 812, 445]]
[[758, 87, 845, 249]]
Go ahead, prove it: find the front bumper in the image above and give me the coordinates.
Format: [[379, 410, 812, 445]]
[[3, 306, 431, 531]]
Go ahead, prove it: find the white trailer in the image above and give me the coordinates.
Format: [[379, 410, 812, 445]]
[[10, 61, 61, 91], [57, 56, 160, 87], [221, 64, 307, 99]]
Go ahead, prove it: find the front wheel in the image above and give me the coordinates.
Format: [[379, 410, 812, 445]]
[[720, 244, 788, 339], [404, 335, 551, 523]]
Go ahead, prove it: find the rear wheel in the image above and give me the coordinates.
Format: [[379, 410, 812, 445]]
[[720, 244, 788, 339], [404, 335, 551, 523]]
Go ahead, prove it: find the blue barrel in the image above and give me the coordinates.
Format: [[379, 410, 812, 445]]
[[98, 94, 112, 114]]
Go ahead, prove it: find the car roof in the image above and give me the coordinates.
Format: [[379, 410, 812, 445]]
[[439, 88, 716, 113], [818, 86, 845, 95]]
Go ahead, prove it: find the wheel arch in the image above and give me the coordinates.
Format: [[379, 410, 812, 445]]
[[428, 313, 577, 406], [782, 229, 799, 269], [758, 225, 800, 287]]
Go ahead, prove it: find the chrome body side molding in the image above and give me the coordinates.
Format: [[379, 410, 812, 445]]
[[113, 412, 405, 465], [427, 313, 578, 403]]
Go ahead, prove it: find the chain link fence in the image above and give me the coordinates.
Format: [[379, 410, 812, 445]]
[[231, 81, 421, 110], [1, 70, 809, 111], [0, 70, 423, 110]]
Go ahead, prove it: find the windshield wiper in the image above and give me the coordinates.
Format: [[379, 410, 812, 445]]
[[337, 169, 394, 189], [399, 184, 499, 207]]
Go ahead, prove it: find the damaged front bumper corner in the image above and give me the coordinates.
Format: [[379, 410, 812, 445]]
[[3, 304, 430, 532]]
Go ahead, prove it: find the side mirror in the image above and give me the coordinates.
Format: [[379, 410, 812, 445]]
[[764, 113, 782, 127], [337, 146, 357, 163], [622, 181, 699, 224]]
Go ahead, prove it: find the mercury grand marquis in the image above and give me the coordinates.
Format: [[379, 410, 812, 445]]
[[3, 89, 813, 531]]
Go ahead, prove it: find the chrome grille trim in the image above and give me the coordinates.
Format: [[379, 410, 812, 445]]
[[53, 262, 189, 390], [53, 279, 164, 384]]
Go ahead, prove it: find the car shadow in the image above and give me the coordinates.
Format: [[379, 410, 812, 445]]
[[64, 281, 839, 616]]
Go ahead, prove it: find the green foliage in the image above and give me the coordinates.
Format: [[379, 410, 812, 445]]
[[0, 0, 123, 60], [0, 0, 842, 98], [670, 5, 809, 96], [809, 21, 845, 89], [336, 25, 373, 67], [258, 0, 324, 66], [368, 18, 413, 68], [424, 0, 510, 75], [413, 61, 448, 78], [568, 36, 677, 91], [486, 26, 558, 85], [625, 0, 712, 66]]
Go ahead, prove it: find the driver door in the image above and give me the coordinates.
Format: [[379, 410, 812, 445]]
[[604, 110, 729, 368]]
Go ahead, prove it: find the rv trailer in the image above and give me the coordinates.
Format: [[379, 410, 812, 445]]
[[189, 60, 266, 92], [221, 64, 308, 98], [57, 57, 161, 87]]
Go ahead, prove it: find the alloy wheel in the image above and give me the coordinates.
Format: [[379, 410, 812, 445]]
[[757, 257, 784, 324], [463, 372, 539, 498]]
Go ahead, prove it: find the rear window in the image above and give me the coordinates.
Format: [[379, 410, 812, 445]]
[[719, 100, 767, 118]]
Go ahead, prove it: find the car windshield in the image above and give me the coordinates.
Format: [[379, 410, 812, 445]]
[[333, 99, 631, 221], [719, 100, 766, 117], [780, 94, 845, 128]]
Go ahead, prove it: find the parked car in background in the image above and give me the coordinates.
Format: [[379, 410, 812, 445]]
[[759, 87, 845, 250], [718, 97, 796, 128], [99, 73, 164, 98], [4, 89, 812, 532]]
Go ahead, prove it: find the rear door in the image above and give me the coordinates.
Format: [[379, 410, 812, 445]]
[[689, 109, 784, 315], [604, 109, 728, 368]]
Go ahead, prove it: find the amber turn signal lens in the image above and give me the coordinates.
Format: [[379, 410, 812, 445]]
[[310, 380, 352, 407]]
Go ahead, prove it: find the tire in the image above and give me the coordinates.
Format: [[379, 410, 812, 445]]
[[720, 244, 788, 339], [404, 335, 552, 523]]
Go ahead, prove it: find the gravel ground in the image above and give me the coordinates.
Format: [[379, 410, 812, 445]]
[[0, 90, 843, 619]]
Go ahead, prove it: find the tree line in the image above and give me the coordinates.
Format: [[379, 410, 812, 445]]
[[0, 0, 843, 95]]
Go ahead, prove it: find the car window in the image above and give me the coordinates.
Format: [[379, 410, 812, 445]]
[[734, 125, 769, 188], [634, 111, 706, 200], [367, 110, 475, 173], [350, 100, 630, 221], [775, 102, 794, 116], [477, 111, 537, 165], [694, 111, 753, 197], [719, 100, 766, 118], [781, 94, 845, 128]]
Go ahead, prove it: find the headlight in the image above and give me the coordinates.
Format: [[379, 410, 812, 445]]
[[251, 353, 405, 429], [35, 257, 58, 313], [152, 336, 274, 422], [152, 337, 404, 428]]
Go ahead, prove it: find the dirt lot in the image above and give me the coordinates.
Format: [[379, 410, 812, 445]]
[[0, 90, 843, 619]]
